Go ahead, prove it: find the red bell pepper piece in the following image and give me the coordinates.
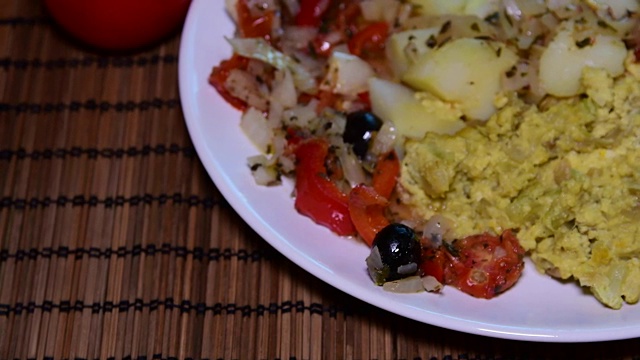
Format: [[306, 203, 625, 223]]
[[371, 150, 400, 200], [294, 138, 356, 236], [236, 0, 275, 41], [420, 247, 446, 284], [209, 54, 249, 111], [348, 184, 390, 246], [348, 21, 389, 57], [296, 0, 331, 27]]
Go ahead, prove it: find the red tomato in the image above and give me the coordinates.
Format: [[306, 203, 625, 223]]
[[294, 138, 356, 236], [44, 0, 191, 50], [443, 230, 525, 299]]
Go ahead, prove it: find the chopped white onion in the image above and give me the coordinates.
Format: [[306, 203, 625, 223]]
[[422, 214, 454, 247], [421, 276, 443, 293], [228, 37, 318, 93], [225, 69, 269, 111], [282, 100, 320, 129], [382, 276, 425, 293], [320, 51, 375, 96], [270, 69, 297, 108], [248, 154, 281, 186], [337, 145, 368, 188], [369, 121, 396, 156], [397, 262, 418, 275], [240, 107, 273, 154]]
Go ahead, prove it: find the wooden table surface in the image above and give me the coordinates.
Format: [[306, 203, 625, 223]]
[[1, 0, 639, 359]]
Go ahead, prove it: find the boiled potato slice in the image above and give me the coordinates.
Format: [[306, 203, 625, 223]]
[[402, 38, 517, 121], [408, 0, 498, 17], [386, 28, 440, 78], [408, 0, 466, 15], [463, 0, 500, 18], [368, 78, 465, 140], [539, 21, 627, 97]]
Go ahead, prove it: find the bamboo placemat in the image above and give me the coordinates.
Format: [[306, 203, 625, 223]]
[[1, 0, 640, 359]]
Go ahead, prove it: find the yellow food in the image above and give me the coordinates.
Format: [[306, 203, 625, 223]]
[[399, 67, 640, 309], [368, 78, 466, 139]]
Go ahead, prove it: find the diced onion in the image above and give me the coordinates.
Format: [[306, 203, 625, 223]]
[[228, 37, 318, 93], [337, 144, 368, 188], [382, 276, 425, 293], [248, 154, 281, 186], [320, 51, 375, 96], [421, 275, 443, 293], [225, 69, 269, 111], [240, 107, 273, 154], [422, 214, 454, 247], [271, 69, 297, 108]]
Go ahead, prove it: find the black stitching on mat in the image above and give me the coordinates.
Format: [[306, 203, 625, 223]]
[[0, 16, 50, 26], [0, 244, 270, 262], [0, 299, 349, 317], [0, 194, 226, 210], [0, 144, 196, 161], [0, 98, 180, 114], [0, 54, 178, 70]]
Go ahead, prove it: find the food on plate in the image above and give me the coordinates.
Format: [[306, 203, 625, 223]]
[[401, 68, 640, 309], [210, 0, 640, 307]]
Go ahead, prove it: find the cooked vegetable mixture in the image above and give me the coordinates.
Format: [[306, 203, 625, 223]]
[[213, 0, 640, 308]]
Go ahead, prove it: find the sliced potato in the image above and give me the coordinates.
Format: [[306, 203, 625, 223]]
[[386, 27, 440, 78], [408, 0, 499, 17], [368, 78, 466, 140], [539, 21, 627, 97], [407, 0, 466, 15], [402, 37, 518, 121]]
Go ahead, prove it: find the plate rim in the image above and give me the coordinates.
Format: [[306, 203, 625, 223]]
[[177, 0, 640, 343]]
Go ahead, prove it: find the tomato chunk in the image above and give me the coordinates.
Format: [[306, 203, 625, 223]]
[[294, 138, 356, 236], [443, 230, 525, 299]]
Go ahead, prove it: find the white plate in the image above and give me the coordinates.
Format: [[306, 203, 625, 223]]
[[178, 0, 640, 343]]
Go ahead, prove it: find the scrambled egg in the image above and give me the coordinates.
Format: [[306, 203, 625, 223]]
[[399, 67, 640, 309]]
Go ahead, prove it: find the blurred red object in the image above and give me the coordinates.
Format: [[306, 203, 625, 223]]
[[44, 0, 192, 51]]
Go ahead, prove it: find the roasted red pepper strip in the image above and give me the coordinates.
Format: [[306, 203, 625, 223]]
[[420, 247, 446, 284], [348, 21, 389, 58], [209, 54, 249, 111], [371, 150, 400, 200], [296, 0, 331, 27], [237, 0, 274, 41], [294, 138, 356, 236], [348, 184, 390, 246]]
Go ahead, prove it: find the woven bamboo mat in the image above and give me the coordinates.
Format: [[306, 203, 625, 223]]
[[1, 1, 639, 359]]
